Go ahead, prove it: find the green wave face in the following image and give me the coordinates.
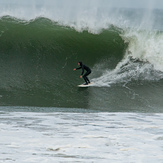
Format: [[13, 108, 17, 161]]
[[0, 16, 163, 111], [0, 16, 126, 87]]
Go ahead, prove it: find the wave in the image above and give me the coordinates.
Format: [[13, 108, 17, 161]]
[[0, 16, 125, 88], [1, 16, 163, 86], [0, 16, 163, 109]]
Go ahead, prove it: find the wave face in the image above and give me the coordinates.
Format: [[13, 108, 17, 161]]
[[0, 3, 163, 112]]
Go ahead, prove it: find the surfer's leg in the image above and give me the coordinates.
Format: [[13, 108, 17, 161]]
[[85, 76, 90, 83], [83, 71, 91, 84], [83, 76, 88, 84]]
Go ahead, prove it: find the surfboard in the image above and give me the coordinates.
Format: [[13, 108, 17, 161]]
[[78, 82, 93, 87]]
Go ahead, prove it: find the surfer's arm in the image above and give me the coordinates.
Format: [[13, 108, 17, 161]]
[[81, 65, 84, 75], [73, 67, 81, 71], [76, 66, 82, 70]]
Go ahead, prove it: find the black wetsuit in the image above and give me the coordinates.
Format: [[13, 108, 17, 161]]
[[76, 62, 91, 84]]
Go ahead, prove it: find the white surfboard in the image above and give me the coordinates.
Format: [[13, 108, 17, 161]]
[[78, 82, 93, 87]]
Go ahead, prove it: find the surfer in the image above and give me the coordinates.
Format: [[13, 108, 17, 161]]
[[73, 62, 91, 85]]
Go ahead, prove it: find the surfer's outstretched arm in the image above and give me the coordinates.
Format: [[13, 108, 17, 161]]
[[73, 66, 82, 71]]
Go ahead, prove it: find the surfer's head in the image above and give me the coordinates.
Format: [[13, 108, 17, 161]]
[[78, 62, 82, 66]]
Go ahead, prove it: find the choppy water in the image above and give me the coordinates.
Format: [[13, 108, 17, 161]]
[[0, 109, 163, 162]]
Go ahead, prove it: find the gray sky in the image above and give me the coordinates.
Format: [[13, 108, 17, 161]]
[[0, 0, 163, 9], [105, 0, 163, 9]]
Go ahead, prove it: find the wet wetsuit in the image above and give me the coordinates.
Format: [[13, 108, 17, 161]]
[[76, 62, 91, 84]]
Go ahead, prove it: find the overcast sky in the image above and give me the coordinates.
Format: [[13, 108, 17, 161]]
[[0, 0, 163, 9], [106, 0, 163, 9]]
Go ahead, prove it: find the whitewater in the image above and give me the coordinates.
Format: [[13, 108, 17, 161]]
[[0, 0, 163, 162], [0, 109, 163, 163]]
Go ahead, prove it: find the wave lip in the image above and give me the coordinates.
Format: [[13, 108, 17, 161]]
[[1, 1, 163, 32]]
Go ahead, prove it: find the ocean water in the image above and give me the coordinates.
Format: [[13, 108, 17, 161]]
[[0, 109, 163, 163], [0, 0, 163, 162]]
